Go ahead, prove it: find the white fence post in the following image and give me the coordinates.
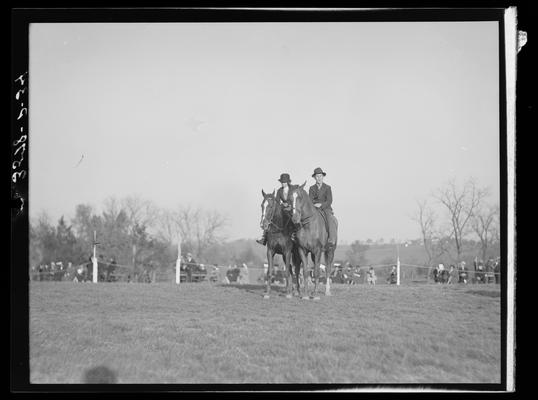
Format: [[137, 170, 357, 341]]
[[92, 230, 98, 283], [396, 241, 401, 285], [92, 256, 98, 283], [176, 236, 182, 285], [397, 257, 401, 286]]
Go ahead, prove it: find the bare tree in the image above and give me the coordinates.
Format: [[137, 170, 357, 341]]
[[156, 208, 180, 245], [163, 206, 227, 261], [412, 200, 449, 267], [102, 196, 122, 221], [435, 178, 489, 262], [120, 195, 158, 269], [472, 203, 500, 262], [121, 196, 158, 230]]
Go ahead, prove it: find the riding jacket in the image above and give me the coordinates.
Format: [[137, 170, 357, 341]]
[[308, 183, 333, 213], [277, 185, 297, 208]]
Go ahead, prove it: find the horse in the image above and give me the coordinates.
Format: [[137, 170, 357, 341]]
[[290, 182, 338, 299], [260, 189, 302, 299]]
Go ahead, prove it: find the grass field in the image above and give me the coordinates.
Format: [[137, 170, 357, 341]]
[[29, 281, 501, 384]]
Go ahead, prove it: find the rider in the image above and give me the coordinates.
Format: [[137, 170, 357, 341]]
[[256, 173, 295, 246], [367, 266, 377, 285], [309, 167, 337, 249]]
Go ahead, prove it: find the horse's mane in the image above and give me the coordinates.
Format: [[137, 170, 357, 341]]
[[295, 187, 315, 210]]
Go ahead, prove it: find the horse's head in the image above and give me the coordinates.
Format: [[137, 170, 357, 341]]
[[260, 189, 277, 230], [290, 181, 308, 224]]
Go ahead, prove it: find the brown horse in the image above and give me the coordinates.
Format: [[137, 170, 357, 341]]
[[260, 189, 301, 298], [290, 182, 338, 299]]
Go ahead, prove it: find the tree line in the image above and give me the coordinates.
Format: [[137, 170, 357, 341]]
[[30, 195, 264, 275], [344, 178, 500, 269], [30, 178, 500, 276], [413, 178, 500, 267]]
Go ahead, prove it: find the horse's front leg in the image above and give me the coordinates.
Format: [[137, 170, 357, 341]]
[[324, 248, 334, 296], [293, 249, 302, 297], [295, 262, 302, 297], [264, 247, 275, 299], [298, 247, 309, 300], [312, 249, 322, 300], [283, 248, 293, 299]]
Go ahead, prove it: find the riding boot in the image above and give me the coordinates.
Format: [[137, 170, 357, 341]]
[[256, 230, 267, 245], [327, 214, 337, 248]]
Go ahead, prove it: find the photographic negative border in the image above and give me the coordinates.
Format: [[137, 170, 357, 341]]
[[11, 6, 517, 392]]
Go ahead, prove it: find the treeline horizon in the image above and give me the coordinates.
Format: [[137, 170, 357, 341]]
[[30, 178, 500, 273]]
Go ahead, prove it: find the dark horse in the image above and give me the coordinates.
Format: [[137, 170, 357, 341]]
[[290, 182, 338, 299], [260, 189, 302, 298]]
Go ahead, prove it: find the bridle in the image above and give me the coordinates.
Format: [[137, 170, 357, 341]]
[[263, 197, 294, 233]]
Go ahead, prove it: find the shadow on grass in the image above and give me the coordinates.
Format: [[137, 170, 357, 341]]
[[217, 283, 293, 296], [83, 365, 118, 383]]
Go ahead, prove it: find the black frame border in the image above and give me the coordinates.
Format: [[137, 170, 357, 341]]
[[11, 6, 512, 393]]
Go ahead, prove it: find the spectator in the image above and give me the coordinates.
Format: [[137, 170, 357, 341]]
[[387, 265, 397, 284], [494, 257, 501, 284], [75, 264, 86, 282], [367, 266, 377, 285], [98, 255, 106, 282], [209, 264, 219, 283], [86, 255, 93, 282], [352, 265, 361, 285], [107, 258, 117, 282], [226, 265, 241, 283], [448, 265, 458, 284], [437, 263, 448, 284], [475, 259, 485, 284], [49, 262, 56, 281], [66, 262, 73, 281], [241, 263, 250, 285], [185, 253, 196, 282], [458, 261, 468, 284]]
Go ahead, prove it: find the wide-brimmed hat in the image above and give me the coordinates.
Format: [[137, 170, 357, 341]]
[[278, 173, 291, 183], [312, 167, 327, 177]]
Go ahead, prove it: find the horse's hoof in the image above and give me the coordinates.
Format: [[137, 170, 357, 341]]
[[325, 292, 332, 297], [285, 294, 292, 299], [263, 295, 270, 299], [301, 296, 310, 300], [313, 296, 321, 301]]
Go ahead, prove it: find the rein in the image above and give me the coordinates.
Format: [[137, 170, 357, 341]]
[[265, 199, 292, 233]]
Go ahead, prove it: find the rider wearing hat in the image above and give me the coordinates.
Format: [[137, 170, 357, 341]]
[[257, 173, 296, 246], [309, 167, 337, 249]]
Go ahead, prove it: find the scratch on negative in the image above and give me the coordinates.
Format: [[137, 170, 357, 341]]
[[75, 154, 84, 168]]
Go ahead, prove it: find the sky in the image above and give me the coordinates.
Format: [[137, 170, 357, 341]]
[[29, 21, 500, 243]]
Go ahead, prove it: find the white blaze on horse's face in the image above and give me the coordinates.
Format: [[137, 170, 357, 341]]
[[292, 192, 298, 215], [261, 199, 268, 228]]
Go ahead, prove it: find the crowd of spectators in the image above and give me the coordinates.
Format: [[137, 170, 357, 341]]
[[31, 254, 501, 286], [431, 257, 500, 284], [30, 255, 146, 283]]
